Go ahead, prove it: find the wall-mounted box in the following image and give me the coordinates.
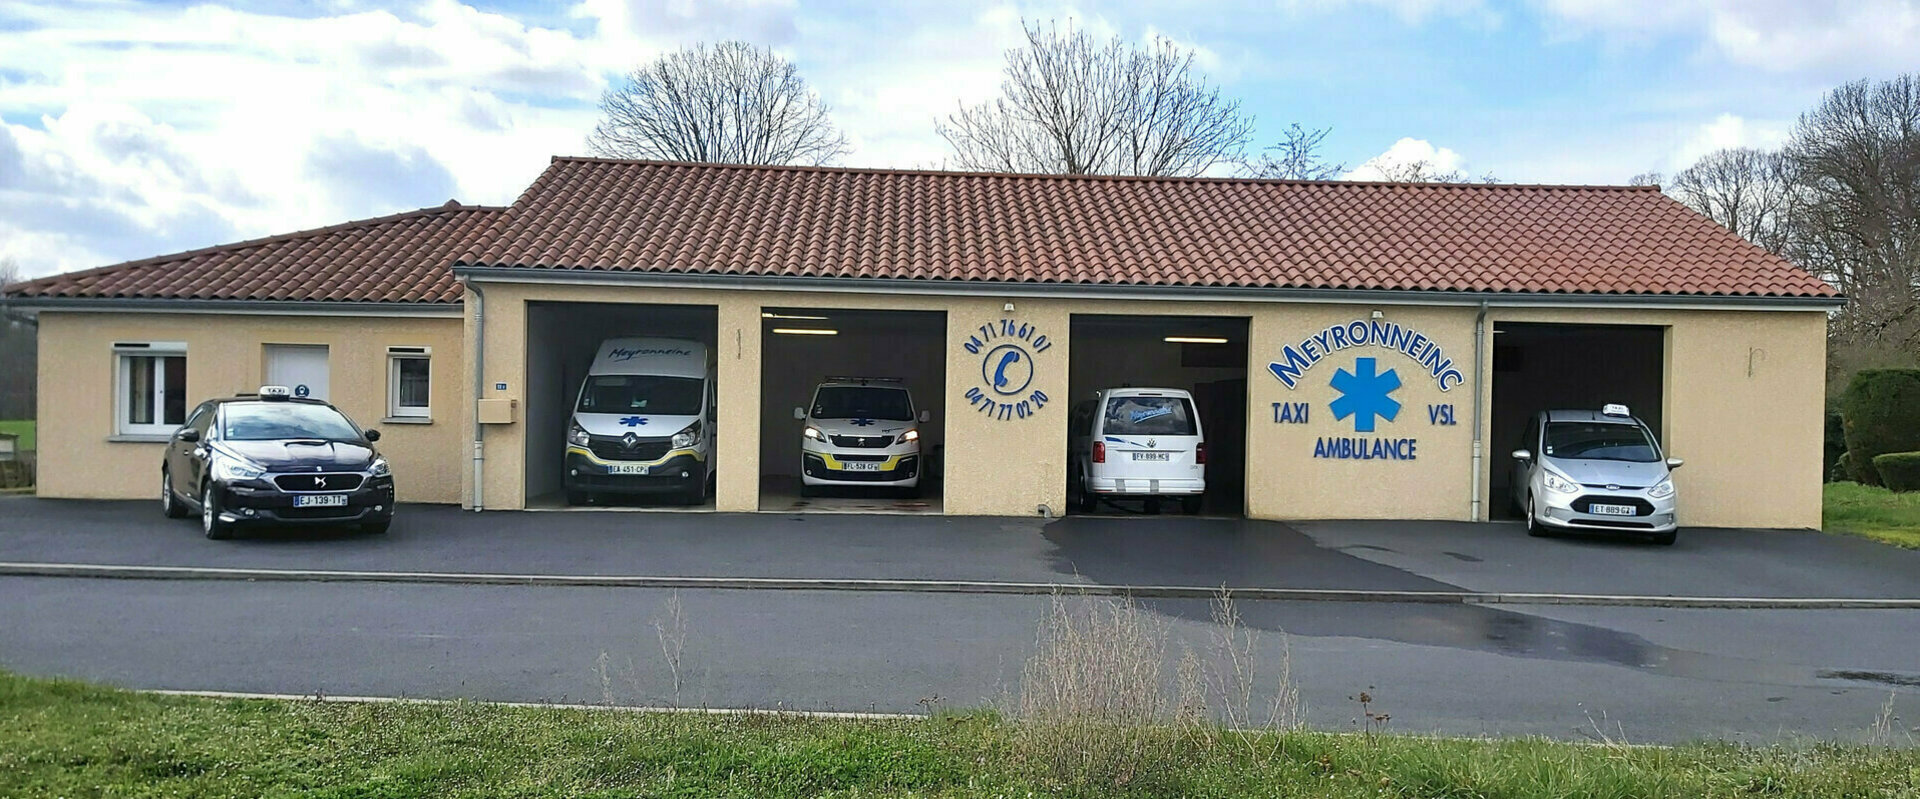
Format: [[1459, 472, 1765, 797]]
[[477, 398, 517, 425]]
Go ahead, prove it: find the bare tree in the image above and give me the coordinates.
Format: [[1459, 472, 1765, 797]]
[[1783, 74, 1920, 351], [1247, 123, 1343, 180], [1666, 148, 1797, 256], [938, 22, 1253, 177], [1363, 159, 1498, 184], [588, 41, 850, 166], [1628, 171, 1663, 187]]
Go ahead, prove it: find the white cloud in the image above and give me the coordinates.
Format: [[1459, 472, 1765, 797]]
[[1278, 0, 1501, 27], [1536, 0, 1920, 73], [1666, 112, 1790, 170], [1343, 137, 1468, 181]]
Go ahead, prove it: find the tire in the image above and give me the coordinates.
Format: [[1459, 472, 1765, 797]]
[[1524, 494, 1549, 538], [683, 473, 708, 506], [161, 468, 188, 519], [362, 518, 392, 535], [1076, 475, 1097, 513], [565, 489, 588, 506], [800, 482, 820, 499], [898, 482, 923, 500], [1649, 530, 1677, 546], [201, 485, 234, 540], [1180, 495, 1204, 515]]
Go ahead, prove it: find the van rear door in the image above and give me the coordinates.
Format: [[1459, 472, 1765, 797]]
[[1095, 393, 1203, 480]]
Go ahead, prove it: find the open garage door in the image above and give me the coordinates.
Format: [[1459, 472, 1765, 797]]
[[758, 307, 946, 514], [1489, 323, 1665, 518], [1066, 314, 1250, 517], [524, 302, 718, 511]]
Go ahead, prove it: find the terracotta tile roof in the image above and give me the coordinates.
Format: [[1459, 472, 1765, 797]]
[[464, 158, 1838, 298], [5, 201, 502, 304]]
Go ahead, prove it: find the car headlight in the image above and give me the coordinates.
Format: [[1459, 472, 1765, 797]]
[[897, 429, 919, 444], [1648, 478, 1674, 499], [803, 426, 825, 441], [567, 421, 590, 447], [369, 457, 391, 478], [214, 456, 266, 482], [672, 422, 702, 450], [1542, 471, 1580, 494]]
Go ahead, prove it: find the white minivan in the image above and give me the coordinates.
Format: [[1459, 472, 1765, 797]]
[[796, 377, 928, 497], [1068, 387, 1206, 513], [564, 337, 715, 505]]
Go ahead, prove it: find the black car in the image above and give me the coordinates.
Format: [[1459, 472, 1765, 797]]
[[160, 386, 395, 539]]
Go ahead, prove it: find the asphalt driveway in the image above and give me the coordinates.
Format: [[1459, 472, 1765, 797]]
[[3, 495, 1915, 600]]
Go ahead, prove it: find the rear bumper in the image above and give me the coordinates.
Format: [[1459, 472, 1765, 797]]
[[565, 452, 706, 494], [1087, 476, 1205, 496], [215, 477, 395, 526]]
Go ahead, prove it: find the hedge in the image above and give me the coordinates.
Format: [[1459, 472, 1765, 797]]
[[1825, 408, 1847, 481], [1873, 452, 1920, 493], [1841, 369, 1920, 486]]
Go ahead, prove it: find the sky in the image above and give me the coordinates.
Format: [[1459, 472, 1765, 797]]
[[2, 0, 1917, 279]]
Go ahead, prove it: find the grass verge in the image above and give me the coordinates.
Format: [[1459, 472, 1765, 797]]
[[1825, 481, 1920, 548], [3, 671, 1916, 798]]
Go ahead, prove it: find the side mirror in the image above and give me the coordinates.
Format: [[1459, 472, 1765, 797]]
[[1511, 449, 1532, 462], [364, 429, 382, 442], [1666, 457, 1684, 469], [176, 429, 200, 443], [792, 407, 806, 420], [919, 410, 931, 423]]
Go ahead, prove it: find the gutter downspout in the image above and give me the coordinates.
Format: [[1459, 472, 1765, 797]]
[[1469, 299, 1489, 522], [463, 277, 485, 512]]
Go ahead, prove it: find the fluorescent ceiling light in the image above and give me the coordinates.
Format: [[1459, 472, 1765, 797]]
[[1164, 336, 1229, 344], [772, 328, 838, 336], [762, 313, 829, 320]]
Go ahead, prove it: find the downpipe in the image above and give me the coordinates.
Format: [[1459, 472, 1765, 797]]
[[464, 277, 485, 512], [1469, 299, 1489, 521]]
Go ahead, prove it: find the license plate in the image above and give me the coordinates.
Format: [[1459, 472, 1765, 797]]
[[840, 462, 884, 472], [1132, 452, 1170, 461], [1589, 503, 1636, 516], [292, 494, 347, 508], [607, 464, 650, 475]]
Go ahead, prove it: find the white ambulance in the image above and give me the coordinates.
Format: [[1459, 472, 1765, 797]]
[[564, 338, 715, 505], [795, 377, 927, 497]]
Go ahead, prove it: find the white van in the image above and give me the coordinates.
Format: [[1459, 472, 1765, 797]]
[[564, 337, 715, 505], [795, 377, 927, 497], [1068, 387, 1206, 513]]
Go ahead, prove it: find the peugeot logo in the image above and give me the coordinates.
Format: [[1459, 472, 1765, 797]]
[[314, 476, 328, 488], [622, 433, 639, 448]]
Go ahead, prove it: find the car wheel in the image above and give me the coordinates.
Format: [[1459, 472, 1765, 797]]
[[1075, 474, 1097, 513], [1181, 495, 1204, 515], [362, 518, 392, 535], [1525, 493, 1549, 538], [1649, 530, 1677, 546], [800, 482, 819, 499], [161, 468, 188, 519], [565, 489, 588, 506], [201, 485, 234, 540], [683, 475, 707, 506]]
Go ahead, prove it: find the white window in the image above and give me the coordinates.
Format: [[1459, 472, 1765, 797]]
[[115, 342, 187, 437], [387, 347, 431, 419]]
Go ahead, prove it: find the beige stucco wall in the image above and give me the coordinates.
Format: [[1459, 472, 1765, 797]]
[[35, 311, 466, 504]]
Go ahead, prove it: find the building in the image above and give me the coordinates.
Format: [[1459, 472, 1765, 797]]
[[3, 158, 1840, 527]]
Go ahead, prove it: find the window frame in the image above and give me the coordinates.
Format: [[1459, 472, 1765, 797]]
[[386, 346, 432, 422], [113, 342, 188, 439]]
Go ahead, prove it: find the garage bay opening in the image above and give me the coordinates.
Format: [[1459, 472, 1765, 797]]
[[1489, 322, 1665, 519], [1065, 314, 1250, 517], [758, 307, 946, 514], [523, 302, 719, 510]]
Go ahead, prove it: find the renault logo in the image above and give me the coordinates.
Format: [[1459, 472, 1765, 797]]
[[622, 433, 639, 448]]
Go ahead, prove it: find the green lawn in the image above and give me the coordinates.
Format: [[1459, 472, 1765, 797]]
[[0, 419, 32, 451], [2, 671, 1915, 798], [1825, 482, 1920, 548]]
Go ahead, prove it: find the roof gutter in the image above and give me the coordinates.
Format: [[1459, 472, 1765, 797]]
[[0, 297, 462, 317], [450, 266, 1844, 311]]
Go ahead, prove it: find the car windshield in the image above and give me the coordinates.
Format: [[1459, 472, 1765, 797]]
[[222, 403, 362, 441], [577, 376, 704, 415], [812, 386, 914, 421], [1103, 395, 1198, 436], [1544, 421, 1660, 462]]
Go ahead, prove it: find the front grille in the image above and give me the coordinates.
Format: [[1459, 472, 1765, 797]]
[[1571, 495, 1654, 516], [1569, 519, 1656, 529], [588, 435, 670, 462], [273, 473, 364, 492], [804, 455, 917, 481], [831, 434, 893, 448], [831, 454, 889, 462], [277, 505, 360, 519], [1581, 483, 1647, 490]]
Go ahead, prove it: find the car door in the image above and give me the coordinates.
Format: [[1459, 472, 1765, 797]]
[[1512, 414, 1538, 511], [168, 403, 214, 496]]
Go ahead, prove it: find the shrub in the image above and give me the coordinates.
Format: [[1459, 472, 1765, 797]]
[[1837, 452, 1853, 483], [1824, 407, 1847, 482], [1840, 369, 1920, 486], [1872, 452, 1920, 493]]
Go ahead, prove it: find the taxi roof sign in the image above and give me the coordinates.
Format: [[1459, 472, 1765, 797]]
[[1601, 403, 1631, 417], [258, 385, 293, 401]]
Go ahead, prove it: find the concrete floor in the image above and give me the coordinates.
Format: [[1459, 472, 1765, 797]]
[[756, 476, 943, 515]]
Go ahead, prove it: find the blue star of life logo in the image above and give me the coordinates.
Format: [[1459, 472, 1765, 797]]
[[850, 418, 875, 427], [619, 416, 648, 427], [1329, 357, 1402, 433]]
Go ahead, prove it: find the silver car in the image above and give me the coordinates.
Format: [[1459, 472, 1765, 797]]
[[1511, 405, 1681, 545]]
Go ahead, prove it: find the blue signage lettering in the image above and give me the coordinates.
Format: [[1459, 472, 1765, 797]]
[[1265, 319, 1466, 392], [1312, 437, 1418, 460]]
